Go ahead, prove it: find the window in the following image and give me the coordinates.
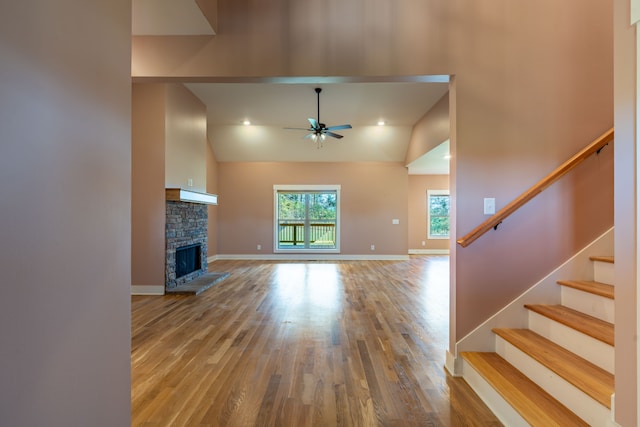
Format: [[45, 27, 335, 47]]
[[427, 190, 450, 239], [274, 185, 340, 252]]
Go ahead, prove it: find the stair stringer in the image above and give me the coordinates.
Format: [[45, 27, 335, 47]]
[[446, 227, 613, 376]]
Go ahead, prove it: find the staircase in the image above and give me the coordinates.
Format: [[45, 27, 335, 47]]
[[460, 256, 615, 426]]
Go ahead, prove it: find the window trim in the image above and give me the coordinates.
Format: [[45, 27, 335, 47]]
[[273, 185, 341, 253], [427, 189, 450, 240]]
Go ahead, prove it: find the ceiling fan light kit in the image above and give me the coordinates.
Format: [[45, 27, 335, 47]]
[[284, 87, 352, 148]]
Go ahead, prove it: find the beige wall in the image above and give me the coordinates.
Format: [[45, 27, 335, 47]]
[[207, 141, 219, 260], [446, 1, 613, 342], [442, 5, 614, 372], [405, 94, 450, 166], [0, 1, 131, 425], [408, 175, 450, 252], [132, 1, 444, 78], [132, 83, 210, 287], [614, 0, 638, 424], [165, 84, 207, 192], [405, 93, 451, 254], [195, 0, 218, 33], [217, 162, 408, 255], [132, 84, 166, 287]]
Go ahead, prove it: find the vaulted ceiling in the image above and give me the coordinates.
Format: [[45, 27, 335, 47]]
[[132, 0, 450, 174]]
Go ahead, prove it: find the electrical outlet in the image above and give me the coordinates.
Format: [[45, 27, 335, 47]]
[[422, 241, 426, 246], [370, 244, 375, 251], [256, 244, 261, 250], [187, 178, 193, 187]]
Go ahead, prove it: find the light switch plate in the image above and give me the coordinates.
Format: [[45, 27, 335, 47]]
[[484, 198, 496, 215]]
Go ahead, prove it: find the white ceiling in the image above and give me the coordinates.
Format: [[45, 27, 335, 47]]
[[131, 3, 451, 173], [187, 82, 447, 127], [407, 140, 450, 175], [186, 81, 450, 170]]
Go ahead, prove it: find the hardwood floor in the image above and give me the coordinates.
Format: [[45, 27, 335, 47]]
[[131, 256, 502, 426]]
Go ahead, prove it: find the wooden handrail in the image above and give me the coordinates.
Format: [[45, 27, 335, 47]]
[[457, 128, 614, 248]]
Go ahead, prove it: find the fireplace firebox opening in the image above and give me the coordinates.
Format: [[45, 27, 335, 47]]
[[175, 244, 202, 279]]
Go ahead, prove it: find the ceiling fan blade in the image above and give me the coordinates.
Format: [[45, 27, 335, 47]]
[[325, 124, 352, 131], [325, 131, 344, 139], [308, 118, 319, 130], [283, 127, 312, 131]]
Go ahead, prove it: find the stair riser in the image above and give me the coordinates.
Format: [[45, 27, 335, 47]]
[[528, 311, 614, 373], [495, 337, 611, 426], [593, 261, 614, 286], [561, 286, 615, 323], [461, 358, 530, 427]]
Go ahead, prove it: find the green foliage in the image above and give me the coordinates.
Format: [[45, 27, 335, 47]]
[[278, 192, 336, 220], [278, 193, 306, 220], [430, 217, 450, 236], [429, 194, 450, 237], [429, 195, 450, 216], [308, 193, 336, 220]]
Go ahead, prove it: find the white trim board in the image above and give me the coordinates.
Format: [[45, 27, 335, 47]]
[[213, 254, 409, 261], [445, 350, 460, 377], [131, 285, 165, 296], [409, 249, 450, 255]]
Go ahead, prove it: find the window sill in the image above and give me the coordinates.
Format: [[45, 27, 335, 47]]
[[274, 248, 340, 254]]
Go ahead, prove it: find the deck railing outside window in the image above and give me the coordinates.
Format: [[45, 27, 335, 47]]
[[278, 221, 336, 248]]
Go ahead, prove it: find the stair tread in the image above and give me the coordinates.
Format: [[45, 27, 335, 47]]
[[461, 351, 590, 426], [589, 255, 614, 264], [525, 304, 614, 346], [492, 328, 614, 408], [556, 279, 614, 299]]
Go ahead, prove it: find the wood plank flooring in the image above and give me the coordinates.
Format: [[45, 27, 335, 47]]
[[131, 256, 502, 426]]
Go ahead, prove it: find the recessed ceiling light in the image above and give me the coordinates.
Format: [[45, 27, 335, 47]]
[[243, 120, 251, 126], [377, 120, 386, 126]]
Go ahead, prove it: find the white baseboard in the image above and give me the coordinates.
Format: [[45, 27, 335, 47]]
[[207, 255, 218, 264], [131, 285, 165, 295], [445, 350, 461, 376], [213, 254, 410, 261], [408, 249, 450, 255]]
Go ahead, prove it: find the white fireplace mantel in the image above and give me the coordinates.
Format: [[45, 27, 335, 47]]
[[165, 188, 218, 205]]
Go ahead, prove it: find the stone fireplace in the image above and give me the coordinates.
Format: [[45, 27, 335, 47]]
[[164, 188, 228, 295], [165, 200, 208, 289]]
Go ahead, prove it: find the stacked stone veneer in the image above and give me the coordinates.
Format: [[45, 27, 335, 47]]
[[165, 201, 208, 289]]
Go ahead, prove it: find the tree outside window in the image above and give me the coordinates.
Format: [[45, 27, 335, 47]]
[[428, 190, 450, 239]]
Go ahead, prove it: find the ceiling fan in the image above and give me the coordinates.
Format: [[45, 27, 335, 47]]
[[285, 87, 352, 144]]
